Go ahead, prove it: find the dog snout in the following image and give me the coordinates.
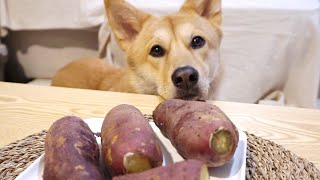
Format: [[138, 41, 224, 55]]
[[171, 66, 199, 90]]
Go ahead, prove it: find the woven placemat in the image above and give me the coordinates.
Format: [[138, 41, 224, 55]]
[[0, 130, 46, 180], [1, 115, 319, 180]]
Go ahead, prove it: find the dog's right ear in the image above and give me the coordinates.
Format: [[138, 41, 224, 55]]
[[179, 0, 221, 26], [104, 0, 150, 51]]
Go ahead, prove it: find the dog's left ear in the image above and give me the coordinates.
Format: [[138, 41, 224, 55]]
[[104, 0, 151, 51], [179, 0, 221, 26]]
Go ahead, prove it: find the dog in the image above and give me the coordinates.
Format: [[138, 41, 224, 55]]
[[52, 0, 222, 101]]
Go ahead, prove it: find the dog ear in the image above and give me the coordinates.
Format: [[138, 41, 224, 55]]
[[179, 0, 221, 26], [104, 0, 150, 51]]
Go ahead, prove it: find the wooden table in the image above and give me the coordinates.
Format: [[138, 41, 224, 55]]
[[0, 82, 320, 169]]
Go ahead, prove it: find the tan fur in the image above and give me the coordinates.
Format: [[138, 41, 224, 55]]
[[52, 0, 222, 100]]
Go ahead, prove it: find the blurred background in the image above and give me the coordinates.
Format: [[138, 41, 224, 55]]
[[0, 0, 319, 108]]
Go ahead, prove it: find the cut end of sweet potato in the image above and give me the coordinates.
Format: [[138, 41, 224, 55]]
[[210, 128, 233, 155], [200, 164, 209, 180], [123, 152, 152, 173]]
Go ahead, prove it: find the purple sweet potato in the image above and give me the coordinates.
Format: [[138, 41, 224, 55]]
[[101, 104, 163, 176], [113, 159, 208, 180], [43, 116, 103, 180], [153, 99, 239, 167]]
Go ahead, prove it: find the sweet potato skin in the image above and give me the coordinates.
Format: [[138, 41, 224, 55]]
[[153, 99, 239, 167], [101, 104, 163, 176], [113, 159, 208, 180], [43, 116, 103, 180]]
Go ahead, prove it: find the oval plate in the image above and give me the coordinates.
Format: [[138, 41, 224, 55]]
[[16, 117, 247, 180]]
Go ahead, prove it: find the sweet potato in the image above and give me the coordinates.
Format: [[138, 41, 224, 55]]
[[101, 104, 163, 176], [153, 99, 239, 167], [113, 159, 208, 180], [43, 116, 103, 180]]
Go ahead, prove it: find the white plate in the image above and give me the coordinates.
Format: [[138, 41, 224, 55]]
[[16, 118, 247, 180]]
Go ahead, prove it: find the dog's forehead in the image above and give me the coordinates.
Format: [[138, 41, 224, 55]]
[[142, 15, 220, 49], [152, 25, 193, 40], [152, 27, 171, 42], [175, 23, 194, 38], [147, 16, 196, 40]]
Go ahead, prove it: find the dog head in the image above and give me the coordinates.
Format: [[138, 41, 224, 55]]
[[105, 0, 222, 100]]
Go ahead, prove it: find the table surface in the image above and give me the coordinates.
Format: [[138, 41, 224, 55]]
[[1, 82, 320, 169]]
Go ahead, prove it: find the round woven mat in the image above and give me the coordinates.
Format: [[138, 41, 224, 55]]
[[1, 115, 319, 180]]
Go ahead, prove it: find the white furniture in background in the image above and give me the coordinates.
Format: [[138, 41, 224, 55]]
[[0, 43, 8, 81], [1, 0, 319, 108], [0, 0, 103, 78]]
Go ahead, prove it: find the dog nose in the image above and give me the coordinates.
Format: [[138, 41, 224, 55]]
[[171, 66, 199, 90]]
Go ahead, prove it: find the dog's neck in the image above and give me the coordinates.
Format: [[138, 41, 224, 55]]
[[127, 69, 158, 95], [98, 66, 132, 93], [98, 66, 157, 95]]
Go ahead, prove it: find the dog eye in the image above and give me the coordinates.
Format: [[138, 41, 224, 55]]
[[149, 45, 165, 57], [191, 36, 206, 49]]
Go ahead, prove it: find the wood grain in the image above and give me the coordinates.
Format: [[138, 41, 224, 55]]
[[0, 82, 320, 168]]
